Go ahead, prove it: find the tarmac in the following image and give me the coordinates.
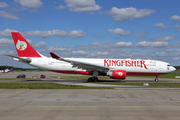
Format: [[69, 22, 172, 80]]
[[0, 71, 180, 120]]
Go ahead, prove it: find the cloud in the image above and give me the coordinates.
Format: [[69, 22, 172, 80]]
[[107, 28, 132, 36], [75, 42, 132, 50], [170, 15, 180, 22], [116, 42, 132, 47], [0, 38, 12, 44], [48, 46, 71, 51], [109, 7, 156, 21], [150, 36, 177, 41], [73, 50, 89, 56], [64, 0, 102, 11], [136, 41, 169, 48], [24, 31, 53, 38], [135, 32, 147, 39], [173, 42, 180, 47], [68, 30, 87, 38], [55, 5, 66, 10], [173, 57, 180, 60], [0, 2, 8, 8], [23, 30, 68, 38], [0, 11, 21, 20], [76, 41, 168, 51], [14, 0, 43, 9], [93, 34, 106, 38], [0, 38, 14, 49], [0, 29, 87, 38], [153, 23, 170, 29], [0, 29, 18, 37], [174, 25, 180, 31], [164, 49, 180, 52], [32, 42, 47, 48], [152, 52, 167, 57]]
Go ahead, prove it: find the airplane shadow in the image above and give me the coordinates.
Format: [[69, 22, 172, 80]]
[[25, 78, 172, 83]]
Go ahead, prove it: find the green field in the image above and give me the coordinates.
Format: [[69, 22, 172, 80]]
[[94, 82, 180, 88], [127, 70, 180, 79], [51, 76, 112, 80], [0, 82, 180, 89], [158, 70, 180, 78], [0, 83, 112, 89]]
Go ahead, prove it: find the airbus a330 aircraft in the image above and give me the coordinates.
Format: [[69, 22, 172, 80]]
[[6, 32, 176, 82]]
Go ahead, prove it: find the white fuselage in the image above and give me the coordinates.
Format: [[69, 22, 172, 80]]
[[17, 57, 176, 76]]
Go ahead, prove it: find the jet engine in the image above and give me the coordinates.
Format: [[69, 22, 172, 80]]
[[107, 70, 126, 79]]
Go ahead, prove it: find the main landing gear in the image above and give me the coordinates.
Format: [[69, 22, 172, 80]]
[[88, 77, 99, 82], [88, 70, 99, 82], [155, 75, 159, 82]]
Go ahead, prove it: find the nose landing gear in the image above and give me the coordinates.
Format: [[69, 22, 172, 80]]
[[155, 75, 159, 82]]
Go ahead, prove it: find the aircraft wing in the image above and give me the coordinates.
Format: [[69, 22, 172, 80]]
[[50, 52, 109, 72]]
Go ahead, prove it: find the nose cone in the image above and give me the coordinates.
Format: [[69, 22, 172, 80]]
[[170, 66, 176, 72]]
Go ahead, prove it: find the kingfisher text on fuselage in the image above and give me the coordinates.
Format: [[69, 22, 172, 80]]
[[104, 59, 148, 69]]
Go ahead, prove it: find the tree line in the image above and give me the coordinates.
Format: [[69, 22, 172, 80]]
[[0, 66, 43, 71]]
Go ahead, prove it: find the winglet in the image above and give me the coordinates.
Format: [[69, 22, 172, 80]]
[[50, 52, 61, 59]]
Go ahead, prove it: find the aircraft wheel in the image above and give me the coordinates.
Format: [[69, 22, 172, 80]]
[[155, 75, 159, 82], [87, 77, 98, 82], [155, 78, 159, 82], [88, 77, 92, 82], [94, 77, 98, 82]]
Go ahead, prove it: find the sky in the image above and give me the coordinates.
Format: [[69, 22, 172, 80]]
[[0, 0, 180, 68]]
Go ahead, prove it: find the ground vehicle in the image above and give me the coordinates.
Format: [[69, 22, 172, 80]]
[[40, 75, 45, 78], [17, 74, 26, 78], [32, 75, 38, 78]]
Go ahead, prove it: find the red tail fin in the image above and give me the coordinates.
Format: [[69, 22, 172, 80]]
[[11, 32, 41, 57]]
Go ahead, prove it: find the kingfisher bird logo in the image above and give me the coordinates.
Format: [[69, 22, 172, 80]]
[[16, 40, 27, 51]]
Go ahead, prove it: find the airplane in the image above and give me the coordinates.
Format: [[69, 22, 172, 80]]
[[5, 32, 176, 82], [0, 67, 13, 73]]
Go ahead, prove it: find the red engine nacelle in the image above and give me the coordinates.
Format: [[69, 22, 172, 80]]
[[107, 70, 126, 79]]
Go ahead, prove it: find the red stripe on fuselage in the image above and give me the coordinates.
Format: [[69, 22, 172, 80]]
[[49, 70, 167, 76], [126, 72, 167, 76], [49, 70, 106, 76]]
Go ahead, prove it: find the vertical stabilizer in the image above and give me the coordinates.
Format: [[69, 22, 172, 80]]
[[11, 32, 41, 57]]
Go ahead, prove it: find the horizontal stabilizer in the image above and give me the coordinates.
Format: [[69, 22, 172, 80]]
[[4, 55, 31, 63]]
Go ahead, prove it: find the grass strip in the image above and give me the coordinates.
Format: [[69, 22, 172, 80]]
[[94, 82, 180, 88], [50, 76, 112, 80], [52, 76, 180, 88], [0, 83, 112, 89], [129, 70, 180, 79], [0, 78, 41, 80]]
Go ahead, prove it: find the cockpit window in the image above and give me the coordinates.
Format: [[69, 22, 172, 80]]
[[167, 64, 171, 66]]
